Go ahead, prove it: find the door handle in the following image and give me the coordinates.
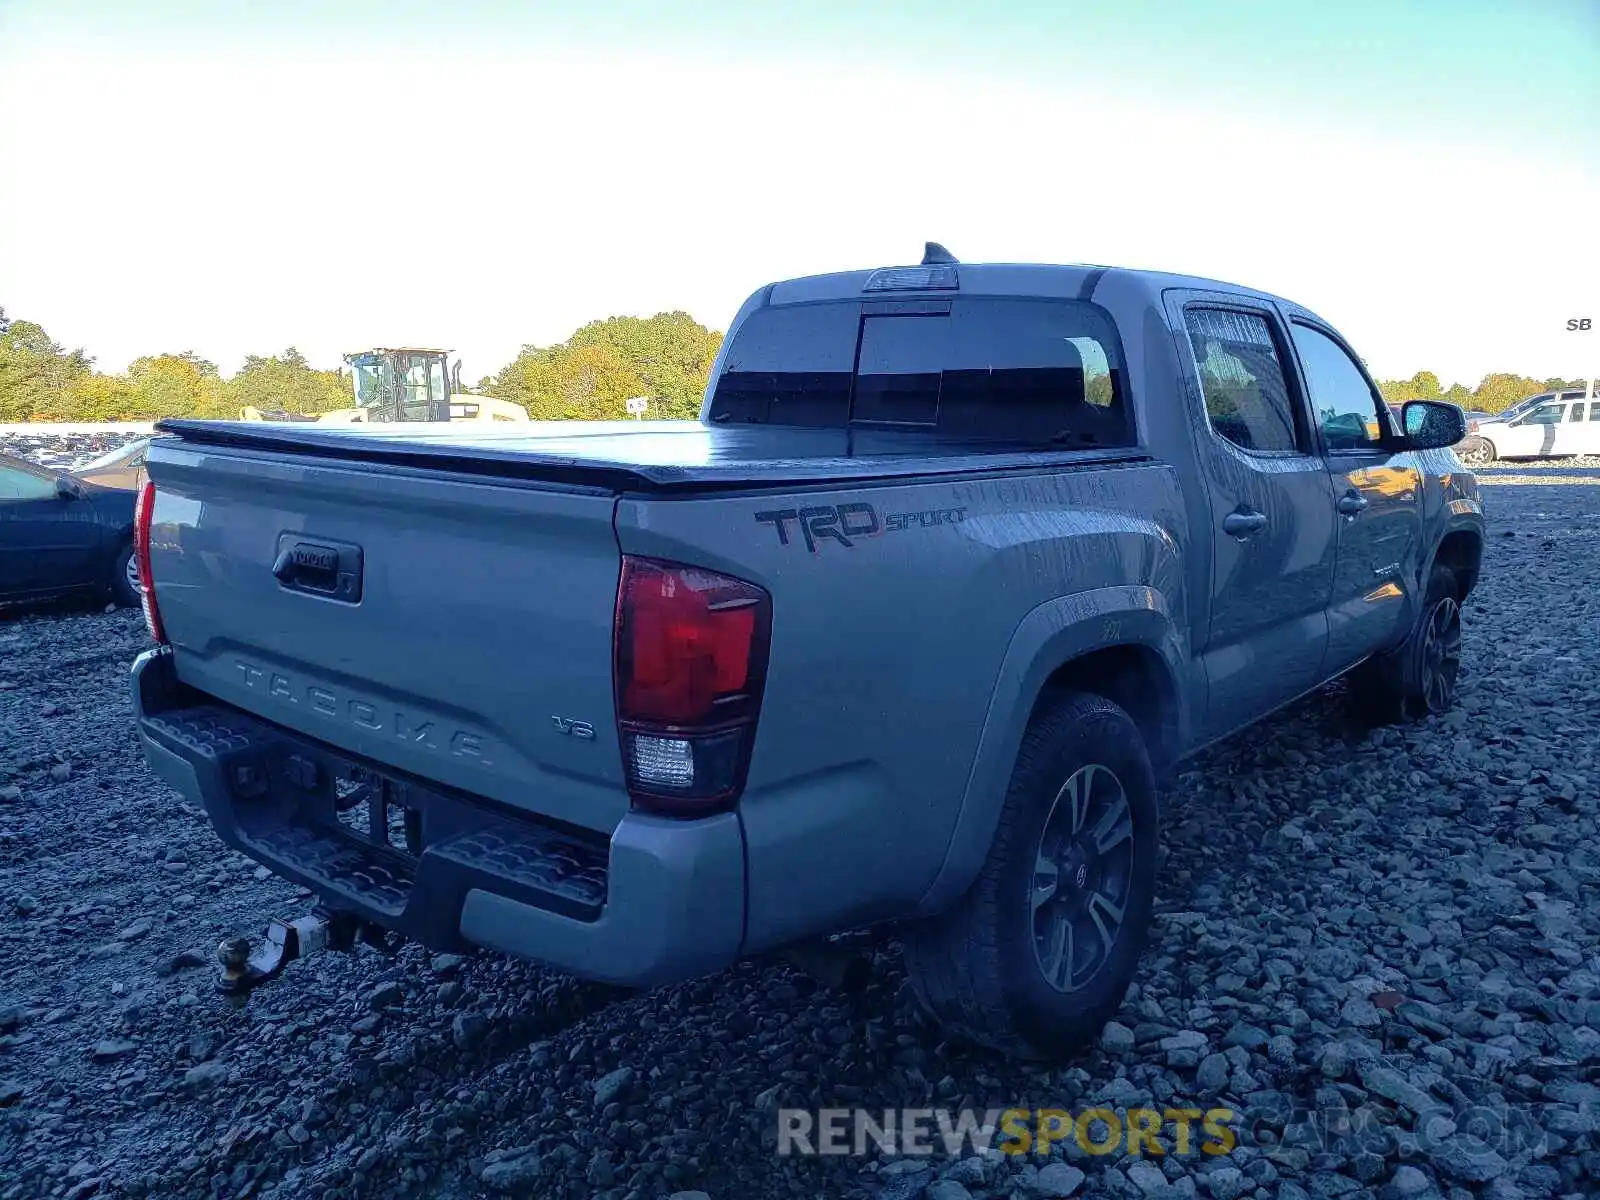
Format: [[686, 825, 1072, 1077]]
[[272, 536, 364, 602], [1336, 491, 1369, 516], [1222, 509, 1268, 537]]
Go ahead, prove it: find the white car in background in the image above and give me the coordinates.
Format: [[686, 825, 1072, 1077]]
[[1457, 384, 1600, 464]]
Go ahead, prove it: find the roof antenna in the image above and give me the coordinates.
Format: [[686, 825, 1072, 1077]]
[[921, 242, 958, 265]]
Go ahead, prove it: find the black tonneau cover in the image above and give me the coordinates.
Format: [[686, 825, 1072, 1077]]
[[154, 419, 1148, 494]]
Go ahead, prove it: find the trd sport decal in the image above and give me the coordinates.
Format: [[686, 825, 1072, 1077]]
[[754, 503, 967, 552]]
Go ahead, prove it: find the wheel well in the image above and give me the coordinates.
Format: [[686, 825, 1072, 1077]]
[[1035, 644, 1179, 775], [1434, 530, 1482, 599]]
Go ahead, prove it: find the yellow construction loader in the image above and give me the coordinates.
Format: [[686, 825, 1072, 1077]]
[[239, 347, 528, 424]]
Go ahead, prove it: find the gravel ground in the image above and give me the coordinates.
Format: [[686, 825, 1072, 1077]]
[[1, 464, 1597, 1200]]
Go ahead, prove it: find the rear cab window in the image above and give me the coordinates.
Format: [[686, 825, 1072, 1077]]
[[707, 297, 1134, 449]]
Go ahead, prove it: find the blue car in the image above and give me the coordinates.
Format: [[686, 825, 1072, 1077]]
[[0, 450, 140, 608]]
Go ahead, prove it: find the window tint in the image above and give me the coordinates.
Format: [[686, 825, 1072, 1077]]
[[1291, 324, 1386, 451], [1589, 402, 1600, 422], [709, 302, 857, 427], [0, 465, 57, 501], [936, 300, 1130, 446], [1184, 309, 1300, 453], [1569, 404, 1585, 422], [854, 315, 943, 425], [708, 298, 1133, 447], [1523, 406, 1563, 425]]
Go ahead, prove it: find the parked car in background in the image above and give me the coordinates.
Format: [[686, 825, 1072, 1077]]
[[130, 249, 1481, 1061], [1458, 385, 1600, 464], [0, 451, 140, 608], [75, 437, 151, 491]]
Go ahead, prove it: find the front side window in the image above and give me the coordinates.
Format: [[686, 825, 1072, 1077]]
[[350, 355, 390, 417], [1184, 308, 1300, 453], [0, 465, 57, 501], [1291, 323, 1387, 451], [1521, 406, 1564, 425]]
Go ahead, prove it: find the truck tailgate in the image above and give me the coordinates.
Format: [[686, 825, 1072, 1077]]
[[145, 439, 629, 835]]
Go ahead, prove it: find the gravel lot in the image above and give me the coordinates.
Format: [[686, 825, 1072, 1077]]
[[1, 464, 1596, 1200], [0, 432, 147, 474]]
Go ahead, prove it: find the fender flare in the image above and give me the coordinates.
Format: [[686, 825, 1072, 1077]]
[[911, 585, 1188, 917], [1421, 510, 1486, 597]]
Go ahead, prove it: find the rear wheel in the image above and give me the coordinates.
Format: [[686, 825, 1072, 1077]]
[[1351, 564, 1462, 724], [1457, 437, 1496, 466], [903, 691, 1159, 1061], [111, 542, 140, 608]]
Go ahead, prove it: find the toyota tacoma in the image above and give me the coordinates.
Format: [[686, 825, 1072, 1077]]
[[129, 246, 1483, 1060]]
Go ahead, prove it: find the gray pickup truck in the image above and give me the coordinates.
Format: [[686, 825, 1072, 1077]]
[[129, 248, 1482, 1060]]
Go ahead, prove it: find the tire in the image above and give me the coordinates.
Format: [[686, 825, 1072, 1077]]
[[110, 541, 140, 608], [1457, 437, 1496, 466], [903, 691, 1159, 1061], [1350, 564, 1462, 725]]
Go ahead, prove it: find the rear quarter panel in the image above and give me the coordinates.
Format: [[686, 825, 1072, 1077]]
[[617, 459, 1189, 950]]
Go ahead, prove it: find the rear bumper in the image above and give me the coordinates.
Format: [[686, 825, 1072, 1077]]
[[130, 647, 745, 987]]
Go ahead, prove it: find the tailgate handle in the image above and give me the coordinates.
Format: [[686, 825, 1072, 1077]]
[[273, 536, 364, 603]]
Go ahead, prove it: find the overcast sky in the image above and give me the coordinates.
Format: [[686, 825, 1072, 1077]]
[[1, 0, 1596, 386]]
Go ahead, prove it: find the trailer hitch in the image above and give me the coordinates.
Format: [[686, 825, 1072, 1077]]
[[215, 908, 384, 998]]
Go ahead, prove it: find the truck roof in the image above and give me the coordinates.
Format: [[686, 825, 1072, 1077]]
[[762, 260, 1296, 311]]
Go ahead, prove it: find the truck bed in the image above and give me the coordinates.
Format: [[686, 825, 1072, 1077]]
[[155, 418, 1147, 493]]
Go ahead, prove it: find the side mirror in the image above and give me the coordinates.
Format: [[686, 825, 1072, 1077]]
[[55, 474, 85, 500], [1401, 400, 1468, 451]]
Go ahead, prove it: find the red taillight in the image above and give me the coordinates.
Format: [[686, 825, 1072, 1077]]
[[614, 557, 771, 815], [133, 481, 166, 644]]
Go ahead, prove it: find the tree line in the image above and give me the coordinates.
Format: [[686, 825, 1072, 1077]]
[[1376, 370, 1589, 413], [0, 303, 1581, 424], [0, 306, 724, 424]]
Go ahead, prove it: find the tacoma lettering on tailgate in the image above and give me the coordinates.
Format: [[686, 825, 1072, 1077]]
[[232, 661, 492, 764]]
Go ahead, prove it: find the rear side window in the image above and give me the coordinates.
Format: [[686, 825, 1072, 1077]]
[[1589, 403, 1600, 422], [708, 298, 1133, 448], [1184, 309, 1301, 453]]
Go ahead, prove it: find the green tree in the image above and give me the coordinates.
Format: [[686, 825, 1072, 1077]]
[[1378, 378, 1419, 405], [1410, 370, 1442, 399], [127, 352, 227, 419], [226, 347, 350, 417], [492, 342, 649, 419], [491, 311, 723, 421], [0, 317, 91, 421], [64, 372, 139, 421], [1471, 372, 1548, 415], [564, 312, 723, 418]]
